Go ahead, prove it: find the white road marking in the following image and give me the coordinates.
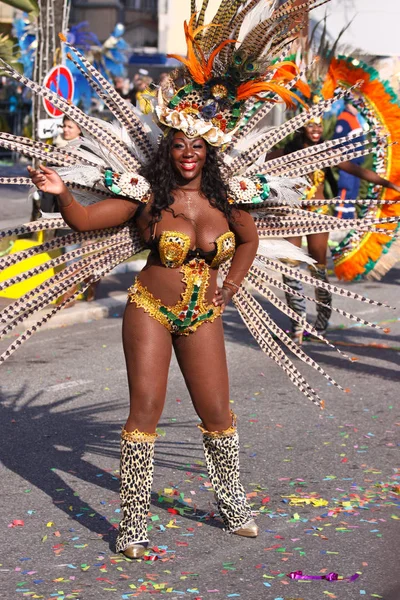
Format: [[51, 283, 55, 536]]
[[21, 323, 118, 346], [47, 379, 93, 392], [24, 335, 60, 346]]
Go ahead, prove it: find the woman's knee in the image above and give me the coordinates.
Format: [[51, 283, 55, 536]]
[[307, 234, 328, 264], [126, 393, 165, 430], [196, 401, 232, 432], [129, 394, 164, 417]]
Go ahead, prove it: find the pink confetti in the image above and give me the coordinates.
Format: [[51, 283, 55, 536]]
[[8, 520, 24, 528]]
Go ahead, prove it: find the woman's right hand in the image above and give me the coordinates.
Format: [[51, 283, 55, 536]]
[[27, 164, 67, 195], [213, 286, 234, 314]]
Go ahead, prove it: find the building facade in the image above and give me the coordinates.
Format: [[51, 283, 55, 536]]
[[70, 0, 157, 48], [158, 0, 220, 56], [0, 3, 13, 34]]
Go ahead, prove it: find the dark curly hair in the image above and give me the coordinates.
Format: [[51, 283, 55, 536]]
[[140, 129, 234, 224], [283, 128, 325, 155]]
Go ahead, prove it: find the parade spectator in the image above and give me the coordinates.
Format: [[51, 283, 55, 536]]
[[114, 76, 133, 101], [44, 117, 97, 304], [158, 72, 170, 84], [53, 115, 83, 149], [135, 77, 154, 113], [39, 116, 82, 215], [331, 101, 365, 219]]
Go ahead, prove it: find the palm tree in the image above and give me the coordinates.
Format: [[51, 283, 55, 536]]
[[0, 33, 22, 72]]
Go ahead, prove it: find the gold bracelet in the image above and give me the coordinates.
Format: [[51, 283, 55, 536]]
[[57, 186, 75, 208], [222, 282, 239, 296], [59, 199, 74, 208], [223, 278, 240, 290]]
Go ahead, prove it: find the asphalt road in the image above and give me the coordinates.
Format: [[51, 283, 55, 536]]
[[0, 163, 32, 229], [0, 267, 399, 600]]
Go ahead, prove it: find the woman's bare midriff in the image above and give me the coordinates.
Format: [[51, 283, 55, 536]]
[[136, 255, 219, 306]]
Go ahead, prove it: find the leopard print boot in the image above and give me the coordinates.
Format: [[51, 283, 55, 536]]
[[199, 413, 257, 537], [116, 428, 157, 558], [309, 263, 332, 335]]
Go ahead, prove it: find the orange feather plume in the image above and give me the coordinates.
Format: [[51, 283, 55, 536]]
[[293, 78, 312, 99], [271, 61, 311, 99], [236, 80, 308, 109], [167, 14, 236, 85]]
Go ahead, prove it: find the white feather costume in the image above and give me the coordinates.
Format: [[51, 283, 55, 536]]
[[0, 0, 398, 408]]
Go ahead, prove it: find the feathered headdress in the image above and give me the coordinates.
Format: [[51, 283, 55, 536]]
[[154, 0, 322, 146]]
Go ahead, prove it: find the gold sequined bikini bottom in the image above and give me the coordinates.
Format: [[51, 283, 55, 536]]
[[303, 203, 330, 215], [127, 258, 221, 335], [302, 169, 330, 214]]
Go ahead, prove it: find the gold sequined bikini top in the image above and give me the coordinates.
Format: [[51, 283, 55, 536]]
[[304, 169, 325, 200], [154, 230, 236, 269]]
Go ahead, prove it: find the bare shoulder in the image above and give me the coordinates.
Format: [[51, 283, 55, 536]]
[[229, 207, 258, 243], [230, 207, 255, 228]]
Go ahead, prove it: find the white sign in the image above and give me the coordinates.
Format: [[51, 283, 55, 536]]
[[38, 118, 63, 139]]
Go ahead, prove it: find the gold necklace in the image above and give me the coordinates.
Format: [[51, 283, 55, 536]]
[[177, 188, 201, 207]]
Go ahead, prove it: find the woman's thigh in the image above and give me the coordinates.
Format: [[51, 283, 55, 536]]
[[286, 236, 302, 248], [173, 317, 231, 432], [122, 303, 172, 431], [306, 232, 329, 264]]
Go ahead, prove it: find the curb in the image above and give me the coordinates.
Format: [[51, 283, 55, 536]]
[[14, 260, 146, 332], [21, 293, 129, 332]]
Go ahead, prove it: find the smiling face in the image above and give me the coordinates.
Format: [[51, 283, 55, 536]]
[[62, 119, 82, 141], [304, 121, 323, 145], [170, 131, 207, 185]]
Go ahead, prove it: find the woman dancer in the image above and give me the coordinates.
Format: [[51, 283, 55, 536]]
[[280, 119, 400, 342], [28, 127, 260, 558], [1, 0, 397, 562]]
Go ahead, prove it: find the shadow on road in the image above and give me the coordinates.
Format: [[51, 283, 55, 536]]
[[383, 585, 400, 600], [221, 291, 400, 384], [306, 331, 400, 382], [0, 384, 121, 540], [0, 385, 215, 549]]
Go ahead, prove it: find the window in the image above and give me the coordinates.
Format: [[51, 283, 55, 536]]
[[124, 0, 157, 11]]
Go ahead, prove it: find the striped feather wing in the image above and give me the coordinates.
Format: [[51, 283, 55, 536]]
[[0, 220, 145, 362]]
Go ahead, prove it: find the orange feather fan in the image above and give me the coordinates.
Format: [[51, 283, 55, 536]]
[[323, 57, 400, 281]]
